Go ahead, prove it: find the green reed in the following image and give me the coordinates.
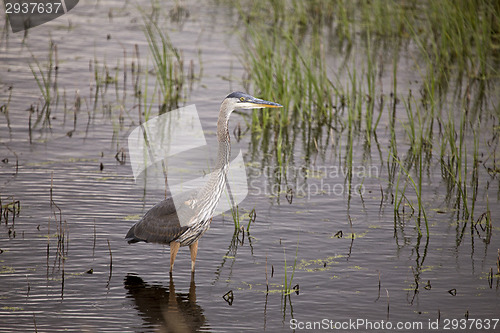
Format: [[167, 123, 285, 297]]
[[140, 63, 159, 124], [228, 204, 256, 233], [29, 39, 58, 128], [439, 102, 482, 222], [391, 154, 429, 238], [282, 239, 299, 296], [230, 204, 242, 230], [228, 0, 499, 242], [241, 22, 336, 127], [142, 17, 184, 112]]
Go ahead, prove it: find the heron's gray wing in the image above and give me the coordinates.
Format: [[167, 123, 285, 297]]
[[125, 196, 188, 244]]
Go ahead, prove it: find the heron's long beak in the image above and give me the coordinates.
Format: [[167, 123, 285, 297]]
[[238, 97, 283, 109]]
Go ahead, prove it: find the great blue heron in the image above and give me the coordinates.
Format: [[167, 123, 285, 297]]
[[125, 92, 282, 273]]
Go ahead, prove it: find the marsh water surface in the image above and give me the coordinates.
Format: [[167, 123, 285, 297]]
[[1, 1, 499, 332]]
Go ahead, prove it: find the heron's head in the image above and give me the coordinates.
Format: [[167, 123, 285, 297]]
[[224, 92, 283, 111]]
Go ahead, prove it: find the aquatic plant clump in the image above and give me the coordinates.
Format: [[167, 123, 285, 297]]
[[238, 0, 499, 234]]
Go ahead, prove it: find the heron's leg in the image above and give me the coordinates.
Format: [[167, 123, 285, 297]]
[[169, 241, 180, 273], [189, 240, 198, 272]]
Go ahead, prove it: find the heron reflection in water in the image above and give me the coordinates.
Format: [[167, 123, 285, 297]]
[[124, 274, 206, 332], [126, 92, 282, 272]]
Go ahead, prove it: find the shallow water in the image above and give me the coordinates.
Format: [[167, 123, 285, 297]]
[[1, 1, 499, 332]]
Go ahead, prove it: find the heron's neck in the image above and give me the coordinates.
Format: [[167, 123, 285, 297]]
[[215, 108, 231, 169], [194, 107, 231, 210]]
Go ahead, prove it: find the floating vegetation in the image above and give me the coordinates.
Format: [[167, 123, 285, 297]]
[[297, 254, 344, 272], [0, 265, 15, 274], [123, 214, 141, 221], [0, 306, 23, 311]]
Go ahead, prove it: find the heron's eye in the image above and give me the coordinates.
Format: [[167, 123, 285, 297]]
[[240, 97, 246, 102]]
